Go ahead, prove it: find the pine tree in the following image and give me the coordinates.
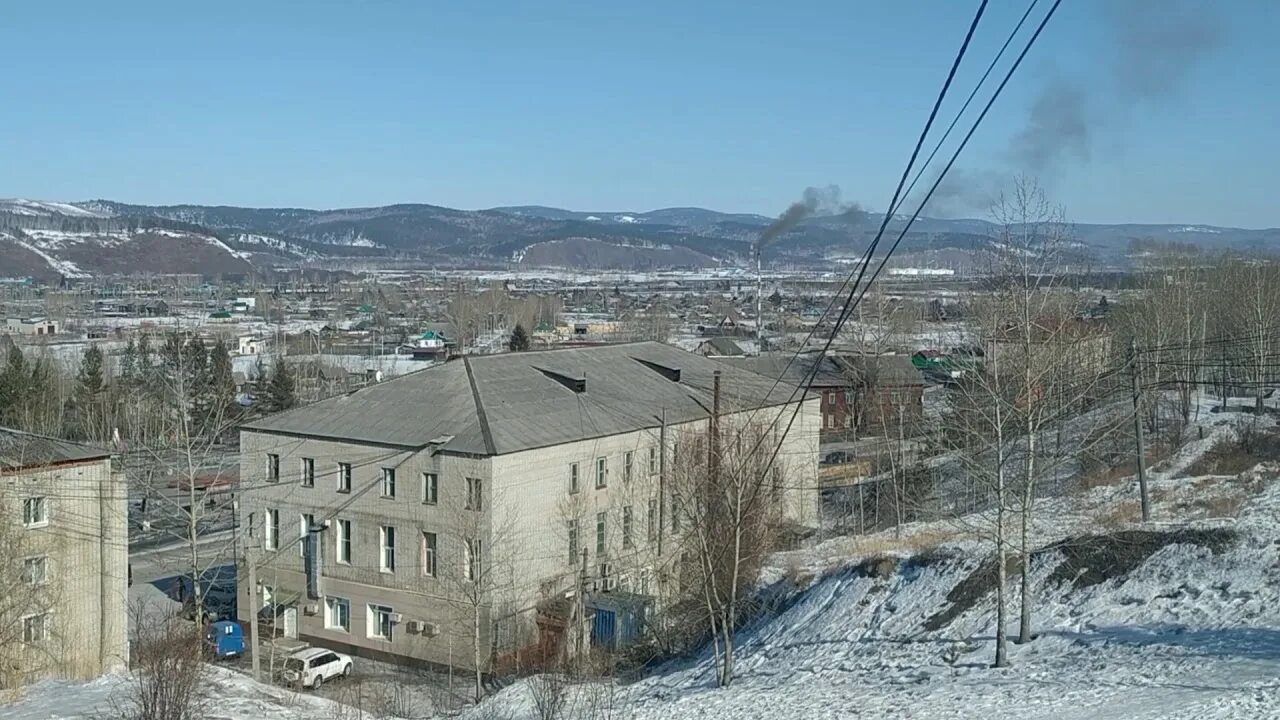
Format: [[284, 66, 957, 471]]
[[121, 337, 139, 385], [0, 345, 29, 425], [508, 323, 531, 352], [68, 344, 106, 440], [208, 337, 238, 418], [263, 358, 296, 413], [137, 333, 154, 380]]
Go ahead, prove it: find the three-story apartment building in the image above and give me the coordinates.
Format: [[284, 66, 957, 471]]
[[237, 342, 819, 669], [0, 428, 128, 687]]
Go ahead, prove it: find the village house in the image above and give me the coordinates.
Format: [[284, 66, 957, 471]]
[[4, 317, 58, 337], [237, 342, 819, 670], [0, 428, 128, 686]]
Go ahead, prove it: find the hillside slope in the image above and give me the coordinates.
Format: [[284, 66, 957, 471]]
[[480, 407, 1280, 720]]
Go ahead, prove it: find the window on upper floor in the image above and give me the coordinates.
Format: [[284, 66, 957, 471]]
[[421, 531, 438, 577], [624, 451, 634, 483], [648, 446, 658, 475], [337, 462, 352, 493], [266, 453, 280, 483], [466, 477, 483, 511], [381, 467, 397, 499], [622, 506, 633, 548], [265, 508, 280, 550], [595, 457, 607, 489], [336, 519, 352, 564], [300, 457, 315, 487], [380, 526, 396, 573], [22, 497, 48, 528], [596, 511, 607, 554], [422, 473, 438, 505], [569, 462, 580, 494], [22, 556, 48, 585]]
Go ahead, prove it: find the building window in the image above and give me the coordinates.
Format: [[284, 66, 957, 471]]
[[569, 462, 580, 494], [567, 520, 578, 565], [465, 538, 482, 582], [622, 506, 633, 549], [466, 477, 483, 511], [648, 447, 658, 475], [422, 473, 438, 505], [368, 604, 394, 641], [596, 511, 607, 554], [624, 451, 634, 483], [22, 497, 48, 528], [300, 457, 315, 487], [381, 468, 397, 498], [380, 526, 396, 573], [595, 457, 607, 489], [325, 597, 350, 632], [336, 519, 352, 564], [421, 531, 438, 577], [266, 454, 280, 483], [337, 462, 352, 493], [22, 556, 47, 585], [299, 513, 315, 557], [265, 508, 280, 550], [647, 498, 658, 541], [671, 493, 681, 533], [22, 613, 48, 644]]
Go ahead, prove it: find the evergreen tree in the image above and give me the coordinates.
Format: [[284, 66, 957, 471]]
[[508, 323, 531, 352], [68, 344, 106, 440], [263, 358, 297, 413], [136, 333, 154, 380], [0, 345, 29, 425], [208, 337, 238, 418], [77, 344, 105, 398], [121, 337, 139, 385]]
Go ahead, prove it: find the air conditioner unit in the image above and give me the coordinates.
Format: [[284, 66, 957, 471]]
[[389, 612, 404, 624], [421, 622, 440, 637], [406, 620, 423, 634], [604, 576, 618, 592], [303, 604, 319, 616]]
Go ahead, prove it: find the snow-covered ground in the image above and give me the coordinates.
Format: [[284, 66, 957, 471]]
[[2, 665, 381, 720], [471, 398, 1280, 720]]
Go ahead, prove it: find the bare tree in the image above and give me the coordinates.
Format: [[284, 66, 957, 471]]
[[103, 601, 208, 720], [438, 476, 517, 704], [984, 176, 1105, 646], [665, 402, 786, 688]]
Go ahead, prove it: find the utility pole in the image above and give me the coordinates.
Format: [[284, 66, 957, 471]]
[[247, 540, 262, 682], [710, 371, 722, 482], [1129, 339, 1151, 522], [658, 407, 666, 557]]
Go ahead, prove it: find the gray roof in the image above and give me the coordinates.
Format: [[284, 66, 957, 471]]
[[243, 341, 809, 456], [0, 427, 110, 471], [722, 352, 848, 389], [835, 354, 923, 387], [699, 337, 745, 356]]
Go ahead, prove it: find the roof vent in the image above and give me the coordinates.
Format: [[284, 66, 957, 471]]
[[536, 367, 587, 393], [634, 358, 681, 382]]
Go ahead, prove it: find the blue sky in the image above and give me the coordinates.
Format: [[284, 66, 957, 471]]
[[2, 1, 1277, 227]]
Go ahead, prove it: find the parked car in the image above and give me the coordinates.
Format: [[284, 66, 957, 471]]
[[821, 450, 853, 466], [281, 647, 353, 689]]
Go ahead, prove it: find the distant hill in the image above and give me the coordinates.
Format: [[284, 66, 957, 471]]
[[0, 197, 1277, 278]]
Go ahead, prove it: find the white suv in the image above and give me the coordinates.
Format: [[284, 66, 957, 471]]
[[282, 647, 353, 689]]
